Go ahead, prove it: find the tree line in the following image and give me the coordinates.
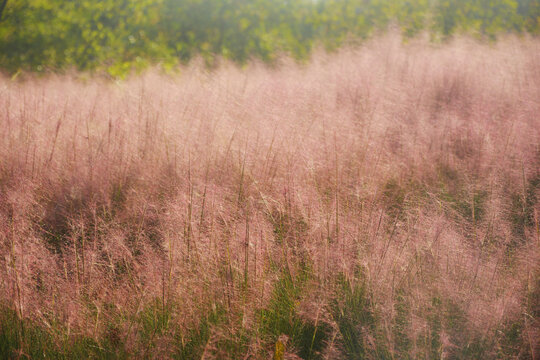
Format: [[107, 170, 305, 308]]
[[0, 0, 538, 76]]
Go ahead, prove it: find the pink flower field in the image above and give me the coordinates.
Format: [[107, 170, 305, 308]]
[[0, 34, 539, 359]]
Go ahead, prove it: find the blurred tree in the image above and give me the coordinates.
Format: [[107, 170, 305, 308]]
[[517, 0, 540, 33], [0, 0, 8, 21], [0, 0, 537, 76]]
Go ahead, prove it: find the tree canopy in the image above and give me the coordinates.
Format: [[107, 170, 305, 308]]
[[0, 0, 538, 76]]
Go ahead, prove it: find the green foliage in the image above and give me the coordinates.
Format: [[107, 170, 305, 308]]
[[393, 290, 411, 358], [418, 296, 492, 359], [425, 297, 443, 359], [431, 0, 524, 39], [435, 164, 489, 224], [258, 265, 330, 359], [454, 190, 488, 222], [137, 298, 171, 351], [518, 0, 540, 34], [329, 270, 387, 359], [382, 178, 408, 217], [0, 0, 538, 76], [271, 209, 308, 246], [0, 304, 127, 359], [381, 178, 426, 220], [509, 174, 539, 238], [174, 304, 226, 359]]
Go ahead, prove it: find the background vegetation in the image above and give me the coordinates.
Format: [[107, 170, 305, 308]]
[[0, 0, 539, 76]]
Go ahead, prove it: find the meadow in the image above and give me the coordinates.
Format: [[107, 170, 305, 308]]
[[0, 34, 539, 358]]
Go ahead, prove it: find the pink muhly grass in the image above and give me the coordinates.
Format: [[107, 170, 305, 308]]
[[0, 33, 538, 358]]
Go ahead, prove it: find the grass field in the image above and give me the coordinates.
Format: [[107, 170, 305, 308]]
[[0, 34, 539, 359]]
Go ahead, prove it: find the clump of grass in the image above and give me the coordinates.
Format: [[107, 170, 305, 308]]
[[435, 163, 489, 224], [423, 296, 443, 359], [393, 289, 412, 358], [174, 304, 225, 359], [258, 264, 330, 359], [329, 270, 384, 359], [0, 304, 127, 359], [509, 174, 540, 238]]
